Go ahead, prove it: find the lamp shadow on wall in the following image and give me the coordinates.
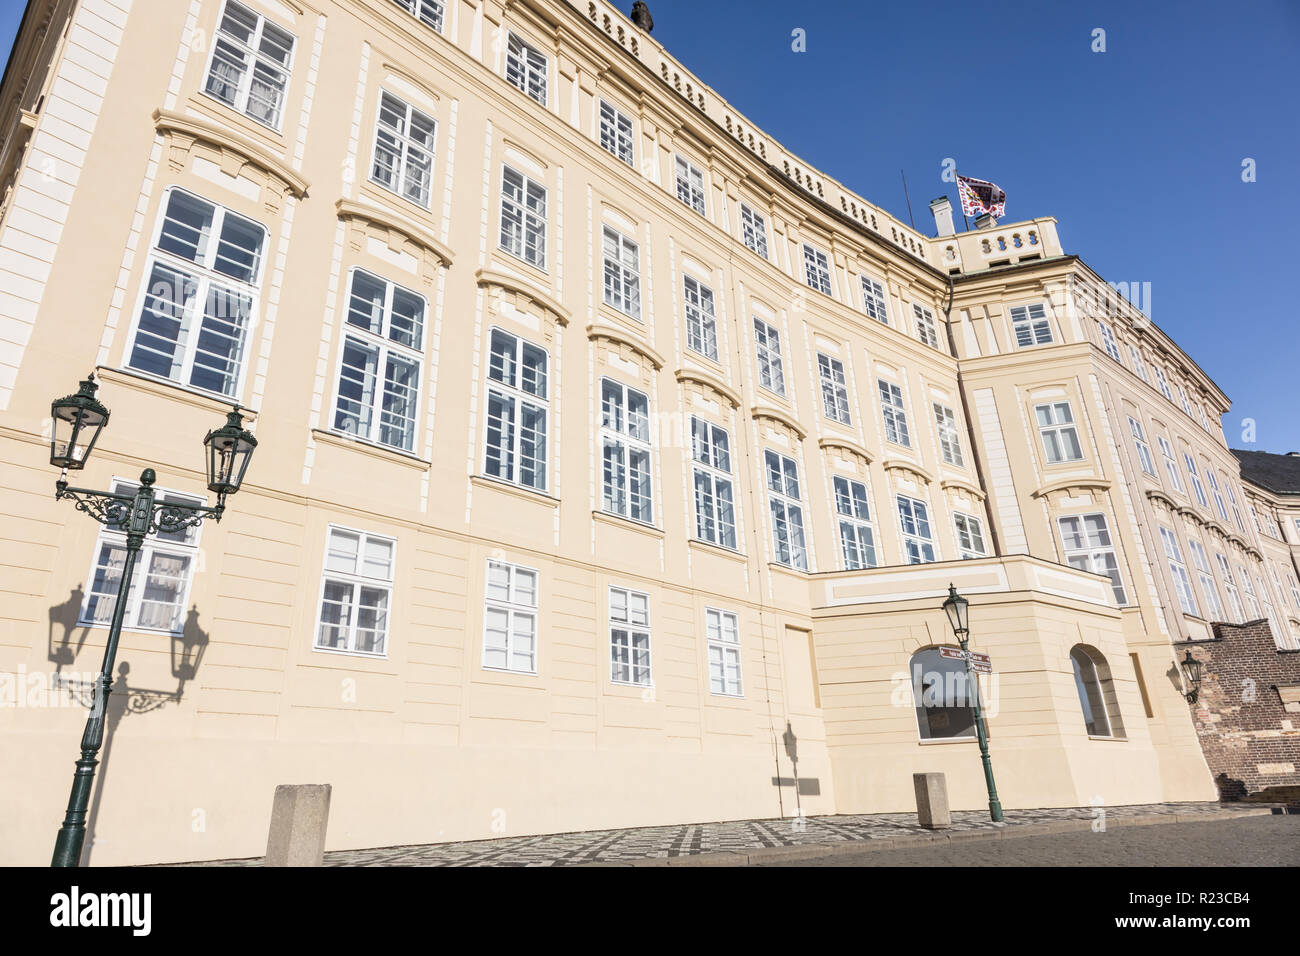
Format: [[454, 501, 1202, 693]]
[[47, 585, 90, 675]]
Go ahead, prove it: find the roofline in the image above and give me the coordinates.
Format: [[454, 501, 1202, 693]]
[[0, 0, 36, 112]]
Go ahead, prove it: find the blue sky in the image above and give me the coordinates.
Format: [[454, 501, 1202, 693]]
[[1, 0, 1296, 449]]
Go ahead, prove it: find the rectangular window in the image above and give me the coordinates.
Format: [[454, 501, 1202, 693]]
[[333, 269, 425, 452], [315, 527, 394, 656], [1217, 552, 1246, 622], [954, 513, 986, 558], [1225, 481, 1245, 533], [598, 99, 634, 165], [803, 244, 832, 296], [878, 380, 910, 447], [1098, 321, 1122, 361], [675, 155, 706, 215], [371, 91, 436, 208], [833, 476, 876, 570], [683, 275, 718, 361], [1059, 513, 1128, 605], [483, 560, 538, 673], [1179, 386, 1193, 417], [913, 303, 939, 349], [1128, 417, 1156, 477], [818, 353, 851, 424], [1128, 344, 1148, 383], [860, 275, 888, 324], [601, 379, 653, 524], [484, 328, 548, 492], [601, 226, 640, 319], [1187, 540, 1225, 621], [127, 189, 266, 398], [393, 0, 446, 32], [692, 417, 737, 550], [739, 203, 768, 259], [1183, 454, 1209, 509], [1238, 567, 1261, 619], [1036, 402, 1083, 463], [1159, 526, 1199, 616], [766, 450, 808, 570], [1010, 303, 1052, 347], [753, 318, 785, 396], [1287, 570, 1300, 611], [933, 403, 964, 467], [1157, 436, 1184, 493], [897, 495, 937, 564], [80, 480, 204, 633], [706, 608, 743, 697], [205, 0, 295, 129], [609, 586, 651, 685], [1205, 469, 1229, 521], [1154, 366, 1173, 401], [505, 32, 547, 105], [499, 166, 547, 269]]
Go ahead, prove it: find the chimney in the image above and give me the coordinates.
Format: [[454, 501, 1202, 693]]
[[929, 197, 955, 237], [974, 213, 997, 230]]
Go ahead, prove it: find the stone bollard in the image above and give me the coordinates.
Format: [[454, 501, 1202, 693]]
[[265, 784, 332, 866], [913, 772, 951, 829]]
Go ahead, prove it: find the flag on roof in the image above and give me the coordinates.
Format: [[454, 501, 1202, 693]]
[[956, 175, 1007, 218]]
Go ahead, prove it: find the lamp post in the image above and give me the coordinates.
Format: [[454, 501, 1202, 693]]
[[942, 584, 1004, 823], [47, 375, 257, 867]]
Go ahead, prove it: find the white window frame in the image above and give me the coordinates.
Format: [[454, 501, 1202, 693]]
[[683, 274, 718, 361], [1035, 401, 1084, 464], [766, 450, 808, 571], [1156, 436, 1184, 493], [1159, 526, 1199, 616], [739, 203, 768, 259], [314, 525, 396, 658], [802, 244, 832, 296], [1205, 469, 1229, 521], [878, 379, 911, 447], [674, 154, 706, 216], [692, 417, 737, 550], [600, 378, 654, 525], [598, 99, 634, 165], [913, 303, 939, 349], [954, 512, 987, 559], [1009, 303, 1052, 347], [860, 274, 888, 325], [1128, 417, 1156, 477], [933, 403, 964, 467], [1216, 552, 1246, 622], [817, 353, 851, 425], [203, 0, 296, 131], [505, 31, 547, 106], [753, 317, 785, 396], [1128, 344, 1148, 383], [499, 165, 547, 269], [896, 494, 937, 564], [370, 90, 437, 209], [609, 586, 651, 686], [1098, 321, 1122, 361], [1154, 366, 1173, 402], [1187, 539, 1225, 621], [393, 0, 446, 33], [1183, 453, 1209, 509], [705, 608, 743, 697], [833, 475, 876, 570], [1058, 513, 1128, 605], [601, 226, 641, 320], [482, 327, 549, 492], [483, 559, 539, 674]]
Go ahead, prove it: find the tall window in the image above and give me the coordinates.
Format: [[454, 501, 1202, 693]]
[[933, 403, 964, 466], [1183, 454, 1209, 509], [897, 495, 937, 564], [692, 417, 736, 550], [1035, 402, 1083, 463], [601, 379, 653, 524], [1238, 567, 1261, 618], [81, 480, 204, 633], [484, 328, 548, 492], [833, 476, 876, 570], [1159, 526, 1199, 616], [753, 318, 785, 395], [1059, 513, 1127, 605], [1179, 386, 1193, 417], [333, 270, 424, 452], [766, 451, 808, 570], [878, 380, 910, 447], [598, 99, 634, 165], [1156, 436, 1184, 493], [1070, 646, 1122, 738], [1010, 303, 1052, 347], [911, 648, 975, 740], [1128, 417, 1156, 477], [860, 275, 888, 324], [1217, 552, 1246, 622], [204, 0, 295, 130], [739, 203, 768, 259], [1154, 366, 1173, 401], [1098, 321, 1122, 361], [683, 275, 718, 361], [818, 354, 851, 424], [1128, 344, 1148, 383], [609, 586, 650, 685], [954, 513, 986, 558], [315, 527, 394, 656], [499, 166, 547, 269], [803, 244, 832, 295], [674, 155, 706, 215], [1225, 481, 1245, 533], [706, 608, 743, 696], [393, 0, 446, 32], [913, 303, 939, 349], [128, 189, 266, 399], [371, 91, 436, 208], [1205, 469, 1229, 521], [505, 32, 547, 105], [1187, 539, 1225, 621], [484, 560, 537, 673], [601, 227, 640, 319]]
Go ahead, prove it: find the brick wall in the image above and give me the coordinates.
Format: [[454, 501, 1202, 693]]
[[1184, 620, 1300, 802]]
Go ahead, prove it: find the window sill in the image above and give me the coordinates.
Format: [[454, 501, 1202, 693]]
[[767, 561, 810, 579], [475, 666, 542, 685], [360, 179, 435, 219], [76, 619, 182, 638], [917, 736, 978, 745], [471, 474, 560, 508], [1087, 734, 1128, 742], [598, 302, 644, 330], [311, 644, 389, 662], [592, 510, 662, 539], [98, 366, 258, 418], [310, 429, 431, 472], [688, 538, 747, 563], [494, 246, 549, 279], [189, 92, 289, 153]]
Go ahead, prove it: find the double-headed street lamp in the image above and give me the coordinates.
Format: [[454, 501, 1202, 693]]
[[942, 584, 1004, 823], [48, 374, 257, 867]]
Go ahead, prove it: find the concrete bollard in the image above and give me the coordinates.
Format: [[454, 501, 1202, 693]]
[[265, 784, 332, 866], [913, 772, 951, 829]]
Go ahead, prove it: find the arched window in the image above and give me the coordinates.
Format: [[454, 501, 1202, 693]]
[[1070, 646, 1124, 738], [911, 648, 976, 740]]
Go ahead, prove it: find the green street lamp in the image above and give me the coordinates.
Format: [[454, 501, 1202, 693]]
[[48, 376, 257, 867], [942, 584, 1005, 824]]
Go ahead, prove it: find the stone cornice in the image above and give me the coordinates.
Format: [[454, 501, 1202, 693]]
[[476, 268, 571, 326], [587, 322, 664, 370], [153, 108, 310, 199], [675, 366, 741, 408]]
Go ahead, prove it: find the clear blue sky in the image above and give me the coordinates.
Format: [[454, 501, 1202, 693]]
[[1, 0, 1296, 449]]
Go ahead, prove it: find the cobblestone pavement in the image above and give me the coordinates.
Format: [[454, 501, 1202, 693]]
[[767, 814, 1300, 867], [188, 801, 1271, 867]]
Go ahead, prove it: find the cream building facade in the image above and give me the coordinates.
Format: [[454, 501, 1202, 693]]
[[0, 0, 1288, 865]]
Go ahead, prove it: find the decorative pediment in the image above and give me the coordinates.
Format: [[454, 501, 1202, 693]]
[[1145, 488, 1177, 511], [337, 198, 454, 284], [1033, 477, 1112, 500], [882, 458, 934, 485], [818, 436, 873, 467], [676, 366, 741, 409], [153, 108, 309, 214], [750, 403, 806, 443], [940, 478, 986, 501], [587, 322, 664, 370], [476, 268, 570, 327]]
